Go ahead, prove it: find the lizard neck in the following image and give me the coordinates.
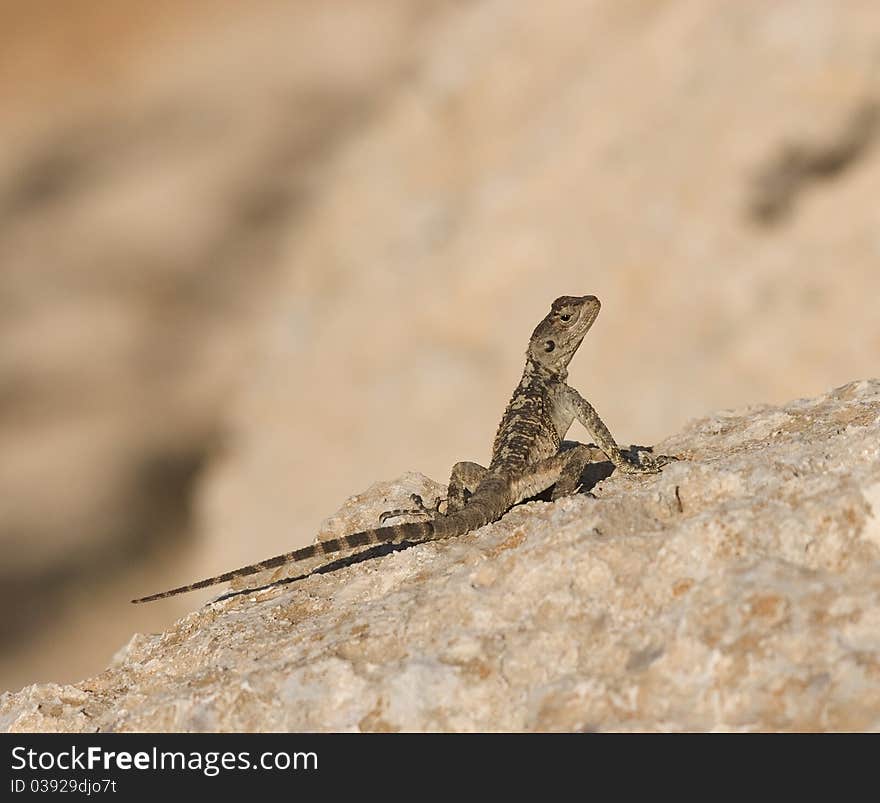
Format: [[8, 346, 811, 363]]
[[522, 355, 567, 385]]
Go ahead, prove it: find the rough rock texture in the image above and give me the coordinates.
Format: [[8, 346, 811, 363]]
[[4, 380, 880, 732]]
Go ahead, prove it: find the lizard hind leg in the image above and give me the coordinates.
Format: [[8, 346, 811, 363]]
[[504, 444, 604, 506], [445, 461, 490, 513], [379, 493, 442, 525], [550, 444, 601, 500], [377, 461, 489, 524]]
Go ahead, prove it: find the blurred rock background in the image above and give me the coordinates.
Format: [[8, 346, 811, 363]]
[[1, 0, 879, 693]]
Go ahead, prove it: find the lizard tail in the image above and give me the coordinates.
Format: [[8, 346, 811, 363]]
[[130, 519, 434, 603]]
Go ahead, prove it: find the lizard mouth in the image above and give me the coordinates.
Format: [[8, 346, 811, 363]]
[[573, 295, 600, 334]]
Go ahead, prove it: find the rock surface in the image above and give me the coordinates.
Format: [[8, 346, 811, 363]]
[[4, 379, 880, 732]]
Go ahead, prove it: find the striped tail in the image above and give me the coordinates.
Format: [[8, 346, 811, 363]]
[[131, 520, 434, 603]]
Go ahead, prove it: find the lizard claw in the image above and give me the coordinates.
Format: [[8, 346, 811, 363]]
[[641, 452, 679, 469], [379, 494, 443, 524], [619, 449, 678, 474], [617, 461, 661, 475]]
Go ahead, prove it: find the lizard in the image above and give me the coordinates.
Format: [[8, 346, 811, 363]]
[[132, 295, 673, 604]]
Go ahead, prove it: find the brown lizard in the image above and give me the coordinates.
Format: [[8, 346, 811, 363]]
[[132, 295, 672, 603]]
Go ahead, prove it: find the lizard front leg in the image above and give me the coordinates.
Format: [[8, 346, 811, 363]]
[[561, 386, 674, 474]]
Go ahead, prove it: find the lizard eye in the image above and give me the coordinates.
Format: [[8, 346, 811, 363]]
[[560, 313, 571, 322], [544, 340, 556, 352]]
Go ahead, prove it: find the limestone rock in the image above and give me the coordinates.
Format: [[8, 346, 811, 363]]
[[4, 379, 880, 732]]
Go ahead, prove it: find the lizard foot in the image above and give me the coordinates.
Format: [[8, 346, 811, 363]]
[[618, 448, 679, 474], [379, 494, 443, 524]]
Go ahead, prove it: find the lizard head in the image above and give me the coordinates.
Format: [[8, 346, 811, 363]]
[[527, 295, 600, 374]]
